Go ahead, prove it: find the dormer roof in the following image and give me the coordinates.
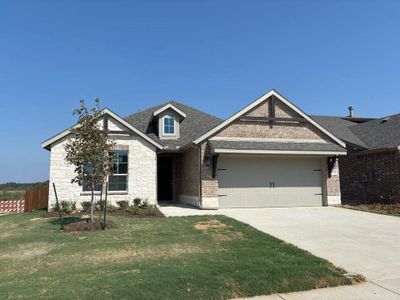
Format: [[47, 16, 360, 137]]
[[153, 102, 187, 119]]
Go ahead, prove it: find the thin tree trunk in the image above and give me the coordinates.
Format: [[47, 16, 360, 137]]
[[102, 182, 108, 230], [90, 185, 94, 223]]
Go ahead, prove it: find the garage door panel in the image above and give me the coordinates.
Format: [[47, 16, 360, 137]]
[[218, 156, 323, 208]]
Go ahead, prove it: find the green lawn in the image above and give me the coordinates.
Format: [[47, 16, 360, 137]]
[[0, 211, 351, 299]]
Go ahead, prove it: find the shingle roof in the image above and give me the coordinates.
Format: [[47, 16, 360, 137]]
[[310, 115, 368, 148], [311, 114, 400, 151], [124, 101, 222, 150], [124, 99, 400, 153], [350, 113, 400, 150], [209, 140, 346, 153]]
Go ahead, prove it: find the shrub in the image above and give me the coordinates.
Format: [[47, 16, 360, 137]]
[[139, 199, 153, 209], [106, 204, 118, 212], [60, 200, 76, 214], [116, 200, 130, 211], [96, 200, 105, 211], [95, 200, 118, 212], [80, 201, 92, 213], [133, 197, 142, 207], [127, 206, 162, 217], [52, 202, 61, 212]]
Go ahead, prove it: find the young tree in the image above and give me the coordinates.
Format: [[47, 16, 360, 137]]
[[64, 99, 115, 222]]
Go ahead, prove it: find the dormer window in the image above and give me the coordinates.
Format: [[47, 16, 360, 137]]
[[153, 102, 186, 140], [163, 116, 175, 134]]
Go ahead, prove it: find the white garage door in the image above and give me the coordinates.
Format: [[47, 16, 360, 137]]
[[218, 156, 323, 208]]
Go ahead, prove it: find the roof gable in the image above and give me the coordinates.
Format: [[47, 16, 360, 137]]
[[41, 108, 164, 150], [153, 103, 187, 118], [124, 101, 222, 150], [194, 90, 346, 148]]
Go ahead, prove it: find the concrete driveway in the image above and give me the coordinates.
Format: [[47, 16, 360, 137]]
[[160, 205, 400, 299]]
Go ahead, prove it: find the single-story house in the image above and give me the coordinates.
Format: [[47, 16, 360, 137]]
[[312, 111, 400, 204], [42, 90, 348, 209]]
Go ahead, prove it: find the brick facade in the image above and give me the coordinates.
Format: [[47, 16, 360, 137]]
[[340, 150, 400, 203], [177, 147, 201, 206], [215, 99, 332, 141], [200, 143, 219, 208], [196, 97, 342, 208], [321, 158, 341, 205]]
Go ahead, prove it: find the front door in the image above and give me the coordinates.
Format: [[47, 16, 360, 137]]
[[157, 156, 174, 201]]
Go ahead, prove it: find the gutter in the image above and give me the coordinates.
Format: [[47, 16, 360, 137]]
[[349, 146, 400, 156]]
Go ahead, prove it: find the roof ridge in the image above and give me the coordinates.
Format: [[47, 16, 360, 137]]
[[168, 100, 223, 121]]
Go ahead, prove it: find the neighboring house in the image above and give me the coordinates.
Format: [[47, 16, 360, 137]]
[[42, 90, 348, 210], [312, 112, 400, 204]]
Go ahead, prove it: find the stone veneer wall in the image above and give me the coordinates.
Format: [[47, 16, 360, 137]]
[[339, 150, 400, 203], [48, 135, 157, 210]]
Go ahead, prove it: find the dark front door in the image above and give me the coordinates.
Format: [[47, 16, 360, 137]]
[[157, 156, 173, 201]]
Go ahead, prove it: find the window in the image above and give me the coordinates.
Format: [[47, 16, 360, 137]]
[[82, 164, 102, 192], [163, 116, 175, 134], [81, 151, 128, 192], [109, 151, 128, 191]]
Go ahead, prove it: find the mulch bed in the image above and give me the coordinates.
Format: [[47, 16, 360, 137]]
[[109, 209, 164, 218], [43, 207, 165, 219], [63, 220, 117, 233], [343, 203, 400, 217]]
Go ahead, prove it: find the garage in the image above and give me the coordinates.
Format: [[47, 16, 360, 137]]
[[218, 156, 323, 208]]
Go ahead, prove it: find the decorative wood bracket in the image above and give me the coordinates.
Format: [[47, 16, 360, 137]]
[[212, 154, 219, 178], [327, 157, 337, 178]]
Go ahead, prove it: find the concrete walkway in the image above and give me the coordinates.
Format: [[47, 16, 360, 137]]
[[159, 205, 400, 299]]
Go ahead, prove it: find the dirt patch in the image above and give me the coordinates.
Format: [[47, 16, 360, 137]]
[[82, 243, 208, 263], [0, 231, 14, 238], [0, 242, 58, 260], [224, 279, 244, 298], [63, 220, 117, 233], [212, 231, 245, 242], [195, 220, 245, 242], [195, 220, 228, 230]]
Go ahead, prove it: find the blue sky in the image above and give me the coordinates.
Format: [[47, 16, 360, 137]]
[[0, 0, 399, 183]]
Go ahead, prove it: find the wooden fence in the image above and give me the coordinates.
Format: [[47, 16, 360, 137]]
[[25, 185, 49, 212]]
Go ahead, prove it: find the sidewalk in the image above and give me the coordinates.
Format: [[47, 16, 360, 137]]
[[236, 282, 400, 300]]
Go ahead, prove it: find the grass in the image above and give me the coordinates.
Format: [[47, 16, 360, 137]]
[[0, 181, 48, 200], [0, 190, 25, 201], [0, 211, 352, 299], [342, 203, 400, 217]]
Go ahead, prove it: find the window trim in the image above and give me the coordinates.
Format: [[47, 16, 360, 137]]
[[108, 151, 128, 192], [162, 116, 175, 135], [81, 150, 129, 193]]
